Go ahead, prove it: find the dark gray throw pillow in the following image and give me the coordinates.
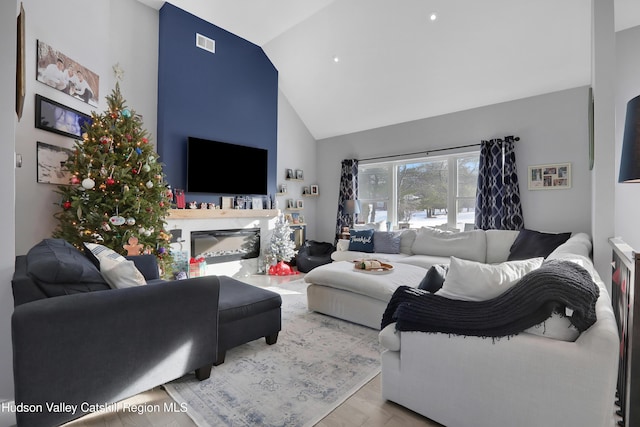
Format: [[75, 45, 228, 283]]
[[507, 229, 572, 261], [418, 264, 449, 293]]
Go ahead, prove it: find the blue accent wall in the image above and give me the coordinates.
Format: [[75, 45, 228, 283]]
[[157, 3, 278, 203]]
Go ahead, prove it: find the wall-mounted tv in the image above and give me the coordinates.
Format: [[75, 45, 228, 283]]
[[186, 136, 268, 195]]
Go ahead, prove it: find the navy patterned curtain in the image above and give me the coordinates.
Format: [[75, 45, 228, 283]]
[[335, 159, 359, 239], [474, 137, 524, 230]]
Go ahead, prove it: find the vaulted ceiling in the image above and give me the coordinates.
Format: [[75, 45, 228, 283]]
[[138, 0, 640, 140]]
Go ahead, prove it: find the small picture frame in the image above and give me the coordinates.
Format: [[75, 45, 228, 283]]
[[310, 185, 319, 195], [295, 169, 304, 180], [287, 199, 294, 209], [296, 200, 304, 209], [35, 94, 92, 139], [286, 169, 294, 179], [221, 196, 234, 209], [284, 213, 294, 223], [37, 141, 73, 184], [291, 212, 300, 224], [528, 163, 572, 190], [279, 183, 287, 194], [252, 196, 263, 210], [302, 186, 310, 195]]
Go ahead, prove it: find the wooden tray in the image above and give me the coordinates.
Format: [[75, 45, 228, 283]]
[[353, 260, 394, 273]]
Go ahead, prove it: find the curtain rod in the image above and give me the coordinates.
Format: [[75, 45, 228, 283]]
[[358, 135, 520, 162]]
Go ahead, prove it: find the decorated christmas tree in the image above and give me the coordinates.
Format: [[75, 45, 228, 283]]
[[53, 82, 173, 275], [266, 215, 298, 275]]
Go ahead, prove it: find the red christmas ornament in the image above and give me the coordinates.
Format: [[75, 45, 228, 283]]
[[141, 138, 148, 144], [106, 177, 115, 186], [62, 201, 72, 210], [159, 201, 165, 207], [132, 168, 138, 175], [125, 134, 133, 141], [110, 112, 118, 119]]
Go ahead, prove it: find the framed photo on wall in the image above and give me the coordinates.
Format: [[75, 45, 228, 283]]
[[528, 162, 572, 190], [35, 94, 92, 139], [37, 141, 73, 185], [36, 40, 100, 107]]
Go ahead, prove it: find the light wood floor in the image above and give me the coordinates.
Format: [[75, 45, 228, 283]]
[[63, 374, 440, 427]]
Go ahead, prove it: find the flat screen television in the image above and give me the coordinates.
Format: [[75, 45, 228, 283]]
[[186, 136, 268, 195]]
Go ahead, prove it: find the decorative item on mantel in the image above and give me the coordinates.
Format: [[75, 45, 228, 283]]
[[619, 94, 640, 183], [174, 188, 185, 208]]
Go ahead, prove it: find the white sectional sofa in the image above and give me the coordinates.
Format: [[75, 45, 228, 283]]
[[304, 227, 619, 427], [307, 227, 522, 328]]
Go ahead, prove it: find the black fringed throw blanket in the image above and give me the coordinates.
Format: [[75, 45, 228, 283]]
[[381, 260, 599, 337]]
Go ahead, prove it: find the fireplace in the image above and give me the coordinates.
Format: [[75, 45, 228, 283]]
[[191, 228, 260, 264]]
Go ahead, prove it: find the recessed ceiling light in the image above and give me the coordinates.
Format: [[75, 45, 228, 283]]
[[429, 12, 438, 21], [333, 56, 340, 63]]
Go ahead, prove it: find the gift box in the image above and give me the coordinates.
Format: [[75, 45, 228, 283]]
[[170, 245, 189, 279], [189, 257, 207, 278]]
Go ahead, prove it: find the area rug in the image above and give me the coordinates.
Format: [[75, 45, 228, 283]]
[[164, 279, 382, 427]]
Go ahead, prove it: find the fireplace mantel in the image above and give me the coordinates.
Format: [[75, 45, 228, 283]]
[[167, 209, 280, 220]]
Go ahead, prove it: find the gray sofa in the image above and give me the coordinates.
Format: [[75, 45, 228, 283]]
[[11, 239, 221, 427]]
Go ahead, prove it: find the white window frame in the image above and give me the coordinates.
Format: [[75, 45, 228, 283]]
[[358, 150, 479, 230]]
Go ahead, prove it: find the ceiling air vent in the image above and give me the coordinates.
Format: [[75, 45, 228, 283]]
[[195, 33, 215, 54]]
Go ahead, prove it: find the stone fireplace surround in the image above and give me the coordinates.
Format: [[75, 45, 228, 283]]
[[165, 209, 279, 278]]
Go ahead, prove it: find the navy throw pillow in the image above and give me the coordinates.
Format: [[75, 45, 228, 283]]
[[508, 229, 572, 261], [349, 229, 375, 253], [418, 264, 449, 293]]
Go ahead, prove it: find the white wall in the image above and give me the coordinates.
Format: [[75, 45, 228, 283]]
[[14, 0, 158, 256], [590, 0, 616, 289], [615, 24, 640, 250], [110, 0, 159, 147], [277, 90, 319, 239], [0, 0, 17, 402], [315, 87, 593, 243]]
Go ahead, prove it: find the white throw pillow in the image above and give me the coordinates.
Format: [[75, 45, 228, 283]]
[[99, 256, 147, 289], [84, 242, 127, 264], [436, 256, 543, 301], [379, 323, 401, 351], [411, 227, 487, 263]]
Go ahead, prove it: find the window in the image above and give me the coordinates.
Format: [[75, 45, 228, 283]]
[[358, 152, 479, 231]]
